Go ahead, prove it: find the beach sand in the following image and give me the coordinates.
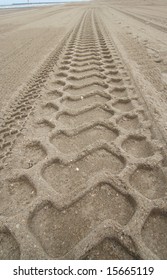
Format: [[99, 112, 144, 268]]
[[0, 0, 167, 260]]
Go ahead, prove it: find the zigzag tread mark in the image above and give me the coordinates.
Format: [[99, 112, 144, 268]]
[[1, 8, 167, 261]]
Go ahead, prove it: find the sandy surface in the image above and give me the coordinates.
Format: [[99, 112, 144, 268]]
[[0, 0, 167, 260], [0, 4, 84, 111]]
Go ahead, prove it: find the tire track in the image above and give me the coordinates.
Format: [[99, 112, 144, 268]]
[[0, 12, 86, 168], [0, 9, 167, 260], [113, 8, 167, 33]]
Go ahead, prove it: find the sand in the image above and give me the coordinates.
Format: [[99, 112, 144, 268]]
[[0, 0, 167, 260]]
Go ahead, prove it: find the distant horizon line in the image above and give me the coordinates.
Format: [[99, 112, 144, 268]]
[[0, 1, 71, 7], [12, 1, 66, 4]]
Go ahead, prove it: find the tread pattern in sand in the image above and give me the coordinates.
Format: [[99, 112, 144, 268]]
[[0, 9, 167, 260]]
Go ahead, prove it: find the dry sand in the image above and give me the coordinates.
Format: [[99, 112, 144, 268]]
[[0, 0, 167, 259]]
